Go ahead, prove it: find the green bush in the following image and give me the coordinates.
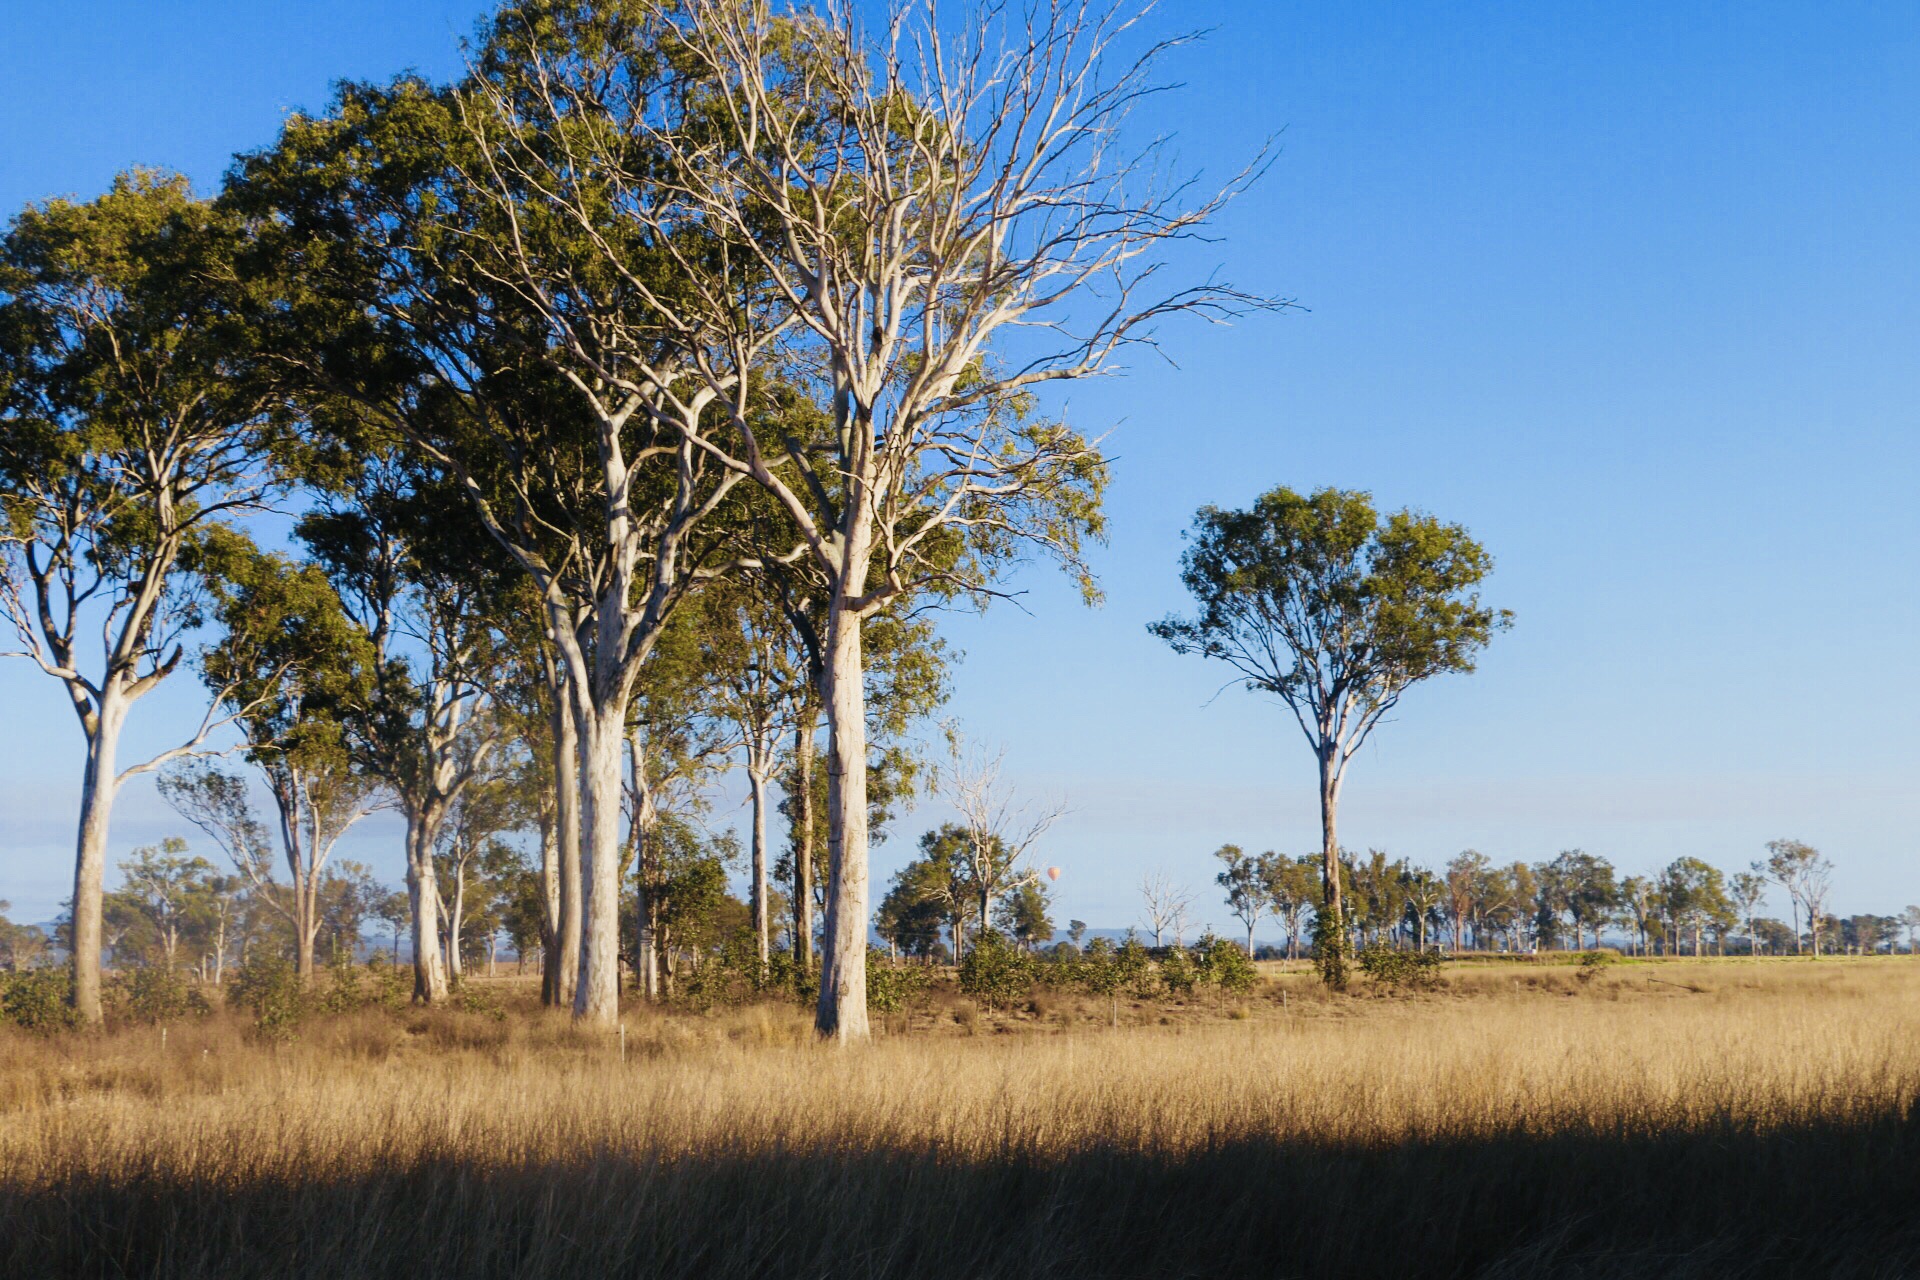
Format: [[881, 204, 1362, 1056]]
[[452, 977, 506, 1021], [0, 968, 77, 1034], [1194, 932, 1260, 995], [1159, 944, 1198, 996], [958, 928, 1037, 1010], [866, 948, 931, 1013], [124, 964, 198, 1023], [365, 953, 411, 1010], [1357, 943, 1443, 992], [1117, 935, 1160, 999], [228, 954, 306, 1039]]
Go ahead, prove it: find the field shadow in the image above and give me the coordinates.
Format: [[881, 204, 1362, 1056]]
[[8, 1112, 1920, 1279]]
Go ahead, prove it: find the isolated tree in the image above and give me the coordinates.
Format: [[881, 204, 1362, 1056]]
[[1140, 872, 1194, 948], [1152, 487, 1509, 986], [1763, 840, 1832, 956], [1216, 844, 1274, 956], [0, 172, 284, 1022]]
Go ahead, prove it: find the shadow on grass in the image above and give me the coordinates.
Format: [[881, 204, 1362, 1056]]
[[9, 1113, 1920, 1279]]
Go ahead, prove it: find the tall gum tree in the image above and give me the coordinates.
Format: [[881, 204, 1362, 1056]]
[[229, 41, 769, 1025], [0, 172, 283, 1023], [296, 457, 512, 1002], [1151, 486, 1510, 988], [625, 0, 1273, 1039]]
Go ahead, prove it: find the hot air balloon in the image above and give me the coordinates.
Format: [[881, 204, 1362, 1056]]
[[1046, 866, 1061, 881]]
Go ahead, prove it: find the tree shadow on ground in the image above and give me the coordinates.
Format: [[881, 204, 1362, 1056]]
[[9, 1112, 1920, 1279]]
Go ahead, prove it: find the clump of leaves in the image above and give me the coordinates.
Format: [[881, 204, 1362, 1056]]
[[451, 979, 506, 1022], [1159, 945, 1199, 997], [866, 948, 931, 1014], [0, 968, 77, 1034], [1357, 944, 1443, 992], [958, 928, 1037, 1010], [123, 965, 199, 1023], [1194, 932, 1260, 995], [228, 954, 306, 1040]]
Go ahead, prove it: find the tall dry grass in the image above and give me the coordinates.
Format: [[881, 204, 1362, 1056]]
[[5, 959, 1920, 1278]]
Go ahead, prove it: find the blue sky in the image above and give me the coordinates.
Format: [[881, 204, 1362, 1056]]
[[2, 1, 1916, 935]]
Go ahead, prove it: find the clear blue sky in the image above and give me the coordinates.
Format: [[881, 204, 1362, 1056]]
[[2, 1, 1916, 935]]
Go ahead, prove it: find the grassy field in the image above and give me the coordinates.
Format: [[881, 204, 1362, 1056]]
[[5, 957, 1919, 1278]]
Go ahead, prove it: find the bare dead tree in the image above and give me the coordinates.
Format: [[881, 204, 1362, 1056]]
[[636, 0, 1278, 1039], [1139, 870, 1194, 948], [936, 723, 1067, 940]]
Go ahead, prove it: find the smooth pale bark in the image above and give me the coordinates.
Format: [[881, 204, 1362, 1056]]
[[68, 698, 127, 1025], [572, 708, 625, 1026], [815, 592, 870, 1043], [748, 765, 770, 966], [447, 865, 467, 982], [791, 713, 816, 973], [538, 814, 561, 1003], [1316, 744, 1349, 988], [400, 799, 451, 1002], [546, 687, 583, 1007]]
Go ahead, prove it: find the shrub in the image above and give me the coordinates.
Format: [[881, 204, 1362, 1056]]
[[124, 964, 197, 1023], [1357, 944, 1443, 992], [1117, 935, 1159, 999], [866, 948, 931, 1013], [958, 929, 1037, 1010], [365, 953, 411, 1010], [0, 968, 76, 1034], [1159, 945, 1198, 997], [1194, 933, 1260, 995], [452, 978, 506, 1022], [228, 954, 306, 1039]]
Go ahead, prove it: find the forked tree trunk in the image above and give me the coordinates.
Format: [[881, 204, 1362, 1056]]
[[68, 699, 126, 1026], [815, 586, 871, 1042]]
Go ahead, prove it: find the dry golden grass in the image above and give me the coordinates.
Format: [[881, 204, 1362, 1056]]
[[6, 958, 1920, 1278]]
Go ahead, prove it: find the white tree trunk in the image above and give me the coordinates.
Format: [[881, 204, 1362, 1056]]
[[552, 689, 583, 1006], [572, 707, 624, 1026], [749, 764, 770, 966], [815, 595, 870, 1042], [68, 698, 125, 1025], [405, 812, 449, 1003]]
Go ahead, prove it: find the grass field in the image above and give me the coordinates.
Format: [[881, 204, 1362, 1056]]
[[5, 957, 1919, 1278]]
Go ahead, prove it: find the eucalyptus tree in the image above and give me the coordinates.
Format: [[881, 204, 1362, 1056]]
[[579, 0, 1272, 1040], [1443, 850, 1489, 951], [1152, 487, 1509, 986], [175, 552, 384, 980], [1268, 855, 1319, 961], [0, 172, 285, 1022], [1215, 845, 1273, 957], [1731, 871, 1769, 956], [102, 839, 215, 972], [1619, 875, 1656, 956], [1763, 839, 1833, 957], [229, 40, 773, 1025], [691, 577, 807, 965], [296, 454, 514, 1002]]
